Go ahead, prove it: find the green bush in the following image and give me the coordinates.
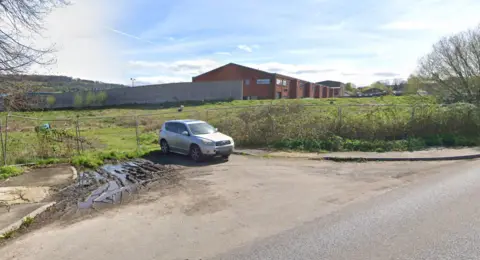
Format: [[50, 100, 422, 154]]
[[0, 166, 24, 180], [138, 132, 158, 145], [71, 154, 103, 168], [46, 96, 56, 107], [96, 91, 108, 105], [85, 92, 96, 106], [71, 149, 154, 169], [207, 101, 480, 152], [73, 93, 84, 108]]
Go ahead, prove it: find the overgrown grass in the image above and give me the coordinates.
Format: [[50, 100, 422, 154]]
[[0, 166, 24, 180], [1, 96, 477, 165], [207, 101, 480, 152], [71, 148, 156, 169]]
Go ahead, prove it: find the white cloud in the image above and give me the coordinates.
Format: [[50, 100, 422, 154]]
[[237, 45, 253, 52], [129, 59, 221, 84], [214, 52, 232, 56], [32, 0, 128, 84]]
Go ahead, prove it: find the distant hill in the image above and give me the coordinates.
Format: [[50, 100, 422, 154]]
[[0, 75, 127, 93]]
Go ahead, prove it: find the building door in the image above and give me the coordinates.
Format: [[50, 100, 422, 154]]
[[276, 92, 282, 99]]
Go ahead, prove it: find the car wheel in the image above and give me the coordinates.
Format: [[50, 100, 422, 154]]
[[190, 144, 204, 162], [160, 139, 170, 155], [222, 154, 230, 160]]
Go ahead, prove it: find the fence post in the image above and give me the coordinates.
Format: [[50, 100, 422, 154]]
[[337, 107, 343, 128], [408, 106, 416, 138], [74, 116, 80, 155], [206, 110, 209, 121], [135, 115, 140, 151], [4, 113, 9, 165], [0, 119, 3, 166], [76, 115, 84, 152]]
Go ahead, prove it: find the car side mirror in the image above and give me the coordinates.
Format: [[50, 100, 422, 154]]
[[182, 131, 189, 136]]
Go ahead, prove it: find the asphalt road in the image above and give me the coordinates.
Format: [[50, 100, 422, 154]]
[[212, 159, 480, 260]]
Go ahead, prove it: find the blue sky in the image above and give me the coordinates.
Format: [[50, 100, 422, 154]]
[[39, 0, 480, 86]]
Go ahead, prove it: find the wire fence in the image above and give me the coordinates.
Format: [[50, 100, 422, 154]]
[[0, 103, 472, 166]]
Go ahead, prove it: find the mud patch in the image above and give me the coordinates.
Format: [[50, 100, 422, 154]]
[[5, 159, 181, 230]]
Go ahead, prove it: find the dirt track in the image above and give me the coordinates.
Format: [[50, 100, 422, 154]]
[[0, 154, 461, 260]]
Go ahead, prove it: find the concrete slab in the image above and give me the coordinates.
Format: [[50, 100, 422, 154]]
[[0, 187, 51, 205], [0, 165, 74, 188], [0, 204, 43, 231], [0, 202, 55, 236]]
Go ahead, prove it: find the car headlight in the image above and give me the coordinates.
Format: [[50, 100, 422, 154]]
[[200, 138, 215, 146]]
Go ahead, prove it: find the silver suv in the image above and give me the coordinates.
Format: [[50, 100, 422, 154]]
[[159, 119, 235, 161]]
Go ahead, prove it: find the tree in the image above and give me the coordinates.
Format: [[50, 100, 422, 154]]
[[0, 1, 68, 111], [95, 91, 108, 105], [418, 24, 480, 103], [85, 91, 96, 106], [345, 82, 354, 92], [405, 75, 424, 95], [0, 0, 68, 74], [46, 95, 56, 107], [73, 93, 83, 108]]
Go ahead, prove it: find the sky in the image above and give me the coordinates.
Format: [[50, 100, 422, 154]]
[[35, 0, 480, 86]]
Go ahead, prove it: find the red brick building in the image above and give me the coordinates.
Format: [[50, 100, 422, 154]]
[[193, 63, 333, 100]]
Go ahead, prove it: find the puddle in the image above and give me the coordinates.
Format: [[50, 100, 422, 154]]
[[75, 159, 173, 209]]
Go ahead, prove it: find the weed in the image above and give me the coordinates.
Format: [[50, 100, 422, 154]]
[[0, 166, 23, 180], [71, 154, 103, 169], [20, 216, 34, 228], [1, 229, 15, 240], [71, 149, 156, 169], [35, 158, 64, 166]]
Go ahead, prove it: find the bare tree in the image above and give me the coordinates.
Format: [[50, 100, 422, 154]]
[[0, 0, 68, 74], [0, 0, 68, 111], [418, 24, 480, 103]]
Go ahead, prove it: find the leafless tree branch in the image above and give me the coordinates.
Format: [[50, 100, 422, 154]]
[[0, 0, 68, 111], [418, 24, 480, 103]]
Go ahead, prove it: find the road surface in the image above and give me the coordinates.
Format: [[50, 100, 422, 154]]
[[0, 155, 478, 260], [214, 159, 480, 260]]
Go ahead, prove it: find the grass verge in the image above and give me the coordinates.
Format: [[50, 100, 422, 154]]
[[71, 148, 157, 169], [0, 166, 24, 180]]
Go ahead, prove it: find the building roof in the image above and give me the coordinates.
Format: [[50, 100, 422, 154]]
[[193, 62, 314, 83], [192, 63, 272, 80], [316, 80, 344, 87]]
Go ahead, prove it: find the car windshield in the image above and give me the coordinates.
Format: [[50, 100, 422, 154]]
[[188, 122, 216, 135]]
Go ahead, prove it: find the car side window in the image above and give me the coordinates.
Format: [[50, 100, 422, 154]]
[[165, 122, 176, 133], [176, 123, 188, 134]]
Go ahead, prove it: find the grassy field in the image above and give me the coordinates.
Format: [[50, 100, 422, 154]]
[[3, 95, 478, 166]]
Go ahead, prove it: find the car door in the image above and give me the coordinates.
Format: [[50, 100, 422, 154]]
[[164, 122, 179, 152], [175, 123, 191, 154]]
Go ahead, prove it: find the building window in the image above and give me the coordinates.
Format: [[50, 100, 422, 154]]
[[245, 79, 250, 85], [276, 79, 282, 85], [282, 80, 287, 86]]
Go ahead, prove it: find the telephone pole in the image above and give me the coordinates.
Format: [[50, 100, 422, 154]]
[[130, 78, 136, 87]]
